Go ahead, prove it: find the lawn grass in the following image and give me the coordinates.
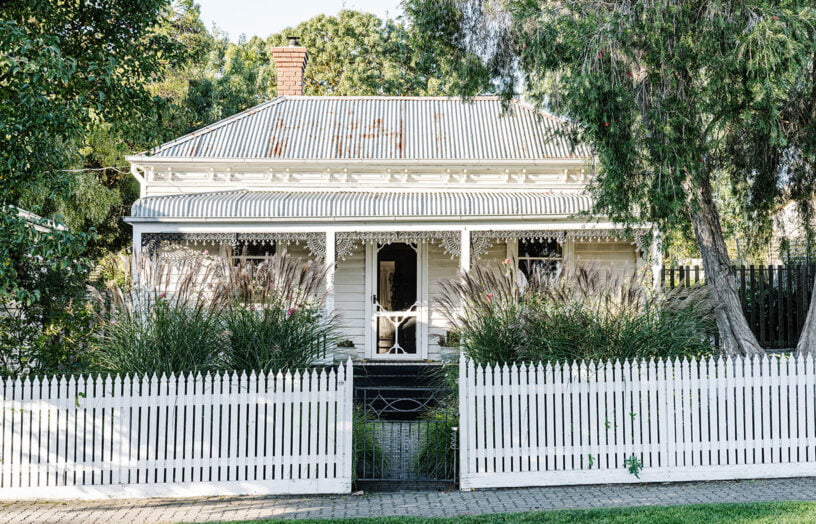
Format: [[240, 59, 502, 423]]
[[217, 501, 816, 523]]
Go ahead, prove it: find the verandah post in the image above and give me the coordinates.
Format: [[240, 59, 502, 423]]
[[325, 231, 336, 314], [325, 230, 336, 361], [459, 229, 471, 274]]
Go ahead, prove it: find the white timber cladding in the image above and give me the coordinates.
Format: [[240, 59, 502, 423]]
[[0, 364, 354, 499], [574, 241, 639, 274], [335, 244, 366, 357], [459, 355, 816, 490]]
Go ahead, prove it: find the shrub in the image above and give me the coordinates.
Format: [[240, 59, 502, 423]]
[[0, 208, 95, 376], [438, 262, 716, 365], [92, 254, 229, 375], [353, 409, 388, 481], [220, 255, 338, 372], [414, 407, 458, 480]]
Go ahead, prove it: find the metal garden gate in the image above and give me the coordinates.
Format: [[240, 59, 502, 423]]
[[354, 381, 458, 489]]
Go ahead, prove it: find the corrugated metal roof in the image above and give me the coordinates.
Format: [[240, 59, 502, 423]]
[[134, 97, 589, 161], [130, 190, 593, 220]]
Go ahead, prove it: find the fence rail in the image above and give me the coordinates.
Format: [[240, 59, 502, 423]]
[[459, 356, 816, 490], [0, 363, 353, 499], [661, 265, 816, 349]]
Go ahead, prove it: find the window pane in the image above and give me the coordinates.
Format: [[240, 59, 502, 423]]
[[377, 243, 417, 310]]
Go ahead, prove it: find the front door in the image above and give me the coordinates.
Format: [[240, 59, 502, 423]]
[[366, 242, 426, 359]]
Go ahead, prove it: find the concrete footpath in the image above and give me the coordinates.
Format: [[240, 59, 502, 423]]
[[3, 477, 816, 523]]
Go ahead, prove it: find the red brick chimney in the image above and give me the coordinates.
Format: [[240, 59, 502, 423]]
[[271, 37, 308, 96]]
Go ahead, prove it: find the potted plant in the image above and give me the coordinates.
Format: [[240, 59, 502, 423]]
[[436, 331, 461, 362], [334, 338, 357, 362]]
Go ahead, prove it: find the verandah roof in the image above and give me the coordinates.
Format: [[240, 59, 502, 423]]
[[128, 190, 594, 221]]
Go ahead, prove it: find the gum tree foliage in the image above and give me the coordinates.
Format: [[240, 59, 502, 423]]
[[267, 9, 483, 96], [178, 8, 480, 126], [0, 0, 182, 372], [405, 0, 816, 355]]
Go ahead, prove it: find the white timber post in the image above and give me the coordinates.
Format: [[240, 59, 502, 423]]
[[324, 231, 336, 361], [131, 227, 143, 286], [325, 231, 336, 313], [132, 228, 142, 258], [460, 229, 471, 274], [457, 229, 471, 365]]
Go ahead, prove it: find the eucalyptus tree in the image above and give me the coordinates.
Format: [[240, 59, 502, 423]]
[[406, 0, 816, 356]]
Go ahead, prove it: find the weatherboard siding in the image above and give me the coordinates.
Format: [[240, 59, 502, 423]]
[[574, 241, 638, 274], [334, 245, 367, 359]]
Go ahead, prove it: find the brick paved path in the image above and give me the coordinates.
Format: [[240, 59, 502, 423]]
[[3, 478, 816, 523]]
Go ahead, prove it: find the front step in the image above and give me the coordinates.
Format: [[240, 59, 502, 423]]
[[354, 363, 442, 387], [353, 363, 450, 420]]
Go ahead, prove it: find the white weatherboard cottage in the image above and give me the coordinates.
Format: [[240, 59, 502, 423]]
[[125, 41, 650, 363]]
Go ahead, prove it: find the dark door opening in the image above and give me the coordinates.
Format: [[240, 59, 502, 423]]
[[375, 243, 418, 356]]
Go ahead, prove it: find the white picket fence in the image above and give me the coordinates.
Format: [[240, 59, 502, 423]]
[[459, 355, 816, 490], [0, 362, 353, 499]]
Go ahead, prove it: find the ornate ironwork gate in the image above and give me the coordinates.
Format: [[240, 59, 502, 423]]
[[354, 368, 458, 489]]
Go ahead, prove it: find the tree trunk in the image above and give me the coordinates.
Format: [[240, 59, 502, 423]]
[[686, 175, 765, 356], [793, 48, 816, 357], [796, 276, 816, 356]]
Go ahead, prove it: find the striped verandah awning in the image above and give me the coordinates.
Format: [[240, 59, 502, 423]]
[[129, 189, 648, 260], [128, 189, 594, 221]]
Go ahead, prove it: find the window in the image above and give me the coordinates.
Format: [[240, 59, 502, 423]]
[[232, 240, 275, 265], [517, 238, 562, 279]]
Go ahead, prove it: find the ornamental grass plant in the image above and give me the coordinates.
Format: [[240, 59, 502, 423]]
[[438, 262, 716, 365], [92, 252, 337, 375], [91, 254, 230, 375], [221, 255, 338, 372]]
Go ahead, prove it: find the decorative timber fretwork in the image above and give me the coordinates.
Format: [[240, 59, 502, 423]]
[[566, 229, 649, 251], [470, 230, 567, 261], [141, 233, 237, 258], [469, 228, 650, 260], [334, 231, 461, 260], [141, 228, 650, 262], [141, 232, 326, 259], [237, 232, 326, 259]]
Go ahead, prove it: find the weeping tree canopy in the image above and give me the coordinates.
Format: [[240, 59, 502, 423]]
[[408, 0, 815, 243], [406, 0, 816, 355]]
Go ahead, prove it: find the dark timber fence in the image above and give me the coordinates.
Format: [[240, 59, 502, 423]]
[[661, 265, 816, 349]]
